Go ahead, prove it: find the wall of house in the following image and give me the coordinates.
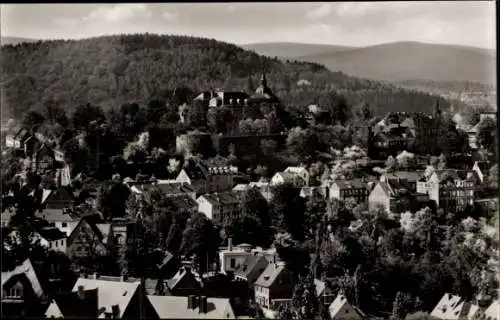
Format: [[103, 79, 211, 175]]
[[197, 198, 214, 220], [329, 184, 340, 200], [48, 238, 67, 253], [368, 183, 390, 212], [254, 285, 270, 308], [270, 174, 284, 186], [220, 251, 250, 274], [54, 221, 79, 237]]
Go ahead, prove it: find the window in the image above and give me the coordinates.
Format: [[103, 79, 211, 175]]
[[8, 287, 22, 298], [230, 258, 236, 268], [62, 223, 67, 228]]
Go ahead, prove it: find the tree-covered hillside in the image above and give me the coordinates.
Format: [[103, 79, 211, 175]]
[[1, 33, 450, 118]]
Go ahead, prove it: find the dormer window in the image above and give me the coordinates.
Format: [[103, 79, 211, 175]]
[[8, 287, 23, 298]]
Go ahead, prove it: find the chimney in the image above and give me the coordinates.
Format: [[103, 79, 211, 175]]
[[77, 285, 85, 300], [228, 237, 233, 251], [93, 272, 99, 279], [187, 295, 197, 309], [121, 274, 128, 282], [111, 305, 120, 319], [199, 296, 208, 314]]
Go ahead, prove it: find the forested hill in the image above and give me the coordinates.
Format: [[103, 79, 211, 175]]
[[1, 33, 450, 119]]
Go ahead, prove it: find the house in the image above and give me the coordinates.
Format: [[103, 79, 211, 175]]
[[234, 254, 269, 287], [300, 186, 328, 199], [284, 167, 310, 186], [483, 300, 500, 320], [328, 292, 365, 320], [368, 177, 430, 215], [169, 194, 199, 214], [45, 287, 99, 318], [197, 192, 240, 225], [147, 294, 236, 319], [1, 209, 15, 228], [129, 180, 196, 200], [66, 218, 109, 263], [164, 266, 203, 297], [254, 262, 297, 311], [5, 128, 34, 154], [314, 279, 336, 306], [233, 181, 273, 202], [35, 208, 79, 236], [69, 277, 159, 319], [32, 143, 59, 173], [176, 159, 236, 195], [417, 169, 475, 212], [329, 179, 369, 203], [42, 187, 74, 209], [1, 259, 47, 318], [219, 238, 254, 275], [209, 91, 249, 108], [156, 250, 181, 279], [37, 227, 67, 253], [472, 161, 490, 184], [270, 171, 307, 187], [430, 293, 480, 320]]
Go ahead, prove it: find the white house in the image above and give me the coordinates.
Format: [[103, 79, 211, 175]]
[[197, 192, 240, 225], [218, 239, 251, 275], [284, 167, 310, 185]]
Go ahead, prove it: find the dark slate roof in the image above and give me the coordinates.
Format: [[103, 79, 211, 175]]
[[166, 267, 201, 291], [38, 227, 67, 241], [333, 179, 367, 190], [200, 192, 240, 206], [255, 263, 286, 288], [234, 254, 269, 278], [169, 194, 199, 211], [47, 288, 98, 318], [157, 182, 195, 195]]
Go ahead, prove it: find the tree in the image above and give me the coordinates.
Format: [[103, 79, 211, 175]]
[[270, 183, 307, 241], [180, 212, 220, 273], [290, 274, 320, 320], [396, 151, 416, 170], [72, 103, 105, 131], [477, 117, 497, 153], [22, 110, 45, 129]]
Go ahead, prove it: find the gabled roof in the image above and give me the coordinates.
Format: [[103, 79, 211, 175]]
[[234, 254, 269, 278], [95, 224, 111, 244], [147, 295, 233, 319], [329, 293, 365, 319], [430, 293, 480, 320], [484, 300, 500, 320], [314, 279, 325, 297], [167, 267, 202, 291], [254, 263, 286, 288], [385, 171, 424, 182], [1, 259, 44, 299], [198, 192, 240, 206], [45, 288, 98, 318], [72, 277, 140, 319]]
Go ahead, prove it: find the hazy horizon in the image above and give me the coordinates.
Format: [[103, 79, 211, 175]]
[[1, 2, 496, 50]]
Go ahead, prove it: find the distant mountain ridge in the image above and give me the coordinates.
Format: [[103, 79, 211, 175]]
[[246, 41, 496, 86], [241, 42, 356, 59], [1, 36, 38, 46]]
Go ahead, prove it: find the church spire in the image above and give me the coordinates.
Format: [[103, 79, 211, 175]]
[[260, 62, 267, 87]]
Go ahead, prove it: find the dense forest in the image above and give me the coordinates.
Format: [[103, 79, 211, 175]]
[[1, 33, 451, 119]]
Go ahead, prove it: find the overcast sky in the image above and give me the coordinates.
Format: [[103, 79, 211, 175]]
[[1, 2, 496, 49]]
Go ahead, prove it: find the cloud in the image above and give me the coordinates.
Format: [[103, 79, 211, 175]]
[[306, 3, 333, 20], [85, 4, 151, 23], [162, 11, 178, 21]]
